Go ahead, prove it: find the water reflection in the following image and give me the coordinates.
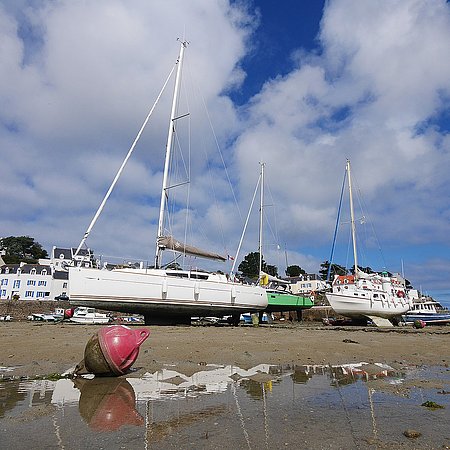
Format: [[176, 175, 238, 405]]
[[1, 362, 449, 448], [0, 362, 409, 423], [74, 377, 144, 431]]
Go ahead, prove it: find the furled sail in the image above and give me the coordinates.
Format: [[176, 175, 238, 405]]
[[157, 236, 226, 261]]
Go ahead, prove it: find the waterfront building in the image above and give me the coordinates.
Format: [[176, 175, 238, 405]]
[[0, 246, 87, 301], [287, 274, 329, 295]]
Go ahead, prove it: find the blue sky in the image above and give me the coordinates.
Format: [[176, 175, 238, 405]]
[[231, 1, 325, 104], [1, 0, 450, 300]]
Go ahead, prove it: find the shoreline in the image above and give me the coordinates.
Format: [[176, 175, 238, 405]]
[[1, 322, 448, 379]]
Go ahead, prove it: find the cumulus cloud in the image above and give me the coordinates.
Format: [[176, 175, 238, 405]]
[[1, 0, 450, 290], [0, 0, 255, 260], [233, 0, 450, 281]]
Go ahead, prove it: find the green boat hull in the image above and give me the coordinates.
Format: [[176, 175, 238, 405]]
[[265, 291, 314, 312]]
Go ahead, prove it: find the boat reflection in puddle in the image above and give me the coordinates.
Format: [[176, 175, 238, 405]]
[[1, 362, 449, 448]]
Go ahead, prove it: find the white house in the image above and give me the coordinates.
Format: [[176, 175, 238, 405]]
[[0, 261, 66, 300], [287, 274, 329, 295], [0, 246, 90, 301]]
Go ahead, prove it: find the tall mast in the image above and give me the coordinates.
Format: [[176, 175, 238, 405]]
[[347, 159, 359, 279], [258, 162, 265, 281], [73, 65, 176, 261], [155, 40, 188, 268]]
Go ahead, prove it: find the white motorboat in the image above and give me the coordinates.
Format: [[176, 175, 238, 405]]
[[326, 160, 412, 325], [69, 41, 267, 324], [402, 298, 450, 325], [28, 313, 58, 322], [69, 307, 111, 324]]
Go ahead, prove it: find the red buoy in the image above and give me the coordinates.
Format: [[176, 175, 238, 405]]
[[75, 325, 149, 376], [413, 319, 426, 329]]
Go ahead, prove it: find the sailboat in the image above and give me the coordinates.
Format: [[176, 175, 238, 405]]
[[325, 160, 412, 325], [68, 41, 267, 325], [256, 163, 314, 316]]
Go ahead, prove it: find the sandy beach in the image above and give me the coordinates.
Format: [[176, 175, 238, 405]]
[[1, 322, 448, 378], [1, 322, 449, 449]]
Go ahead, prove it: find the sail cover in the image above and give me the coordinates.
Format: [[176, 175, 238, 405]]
[[260, 271, 289, 285], [157, 236, 226, 261]]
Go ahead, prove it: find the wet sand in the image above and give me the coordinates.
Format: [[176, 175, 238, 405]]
[[0, 322, 448, 378]]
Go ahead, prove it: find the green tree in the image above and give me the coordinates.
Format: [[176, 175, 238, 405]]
[[319, 260, 347, 281], [350, 265, 373, 274], [0, 236, 48, 264], [238, 252, 267, 279], [285, 265, 306, 277], [265, 264, 278, 277]]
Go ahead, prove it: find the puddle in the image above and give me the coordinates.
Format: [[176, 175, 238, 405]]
[[1, 362, 449, 449]]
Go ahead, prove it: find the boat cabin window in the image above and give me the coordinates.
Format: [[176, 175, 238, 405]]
[[166, 271, 209, 280], [190, 273, 209, 280], [373, 294, 378, 298], [166, 271, 189, 278]]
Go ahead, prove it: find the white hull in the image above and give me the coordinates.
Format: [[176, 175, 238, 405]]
[[70, 316, 111, 324], [402, 313, 450, 324], [326, 291, 411, 319], [402, 299, 450, 324], [69, 267, 267, 320], [69, 306, 111, 324]]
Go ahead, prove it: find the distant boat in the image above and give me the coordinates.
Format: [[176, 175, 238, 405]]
[[69, 307, 111, 325], [402, 298, 450, 325], [68, 41, 267, 325], [27, 308, 67, 322], [28, 313, 58, 322], [325, 160, 412, 325], [265, 288, 314, 312]]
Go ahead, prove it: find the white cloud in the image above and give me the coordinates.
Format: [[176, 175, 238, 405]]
[[0, 0, 255, 258], [1, 0, 450, 292], [232, 0, 450, 287]]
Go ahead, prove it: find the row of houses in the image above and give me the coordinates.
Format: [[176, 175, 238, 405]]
[[0, 247, 90, 301]]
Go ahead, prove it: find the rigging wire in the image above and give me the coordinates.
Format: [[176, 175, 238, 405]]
[[74, 63, 177, 258], [182, 59, 241, 261], [352, 172, 388, 271], [327, 168, 347, 281], [328, 164, 390, 276]]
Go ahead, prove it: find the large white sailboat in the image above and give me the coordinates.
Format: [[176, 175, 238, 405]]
[[69, 41, 267, 325], [326, 160, 412, 325]]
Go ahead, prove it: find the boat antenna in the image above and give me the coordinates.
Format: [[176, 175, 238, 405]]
[[155, 40, 189, 269], [73, 62, 177, 260]]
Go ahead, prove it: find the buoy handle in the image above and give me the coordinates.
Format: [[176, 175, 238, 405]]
[[136, 329, 150, 346]]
